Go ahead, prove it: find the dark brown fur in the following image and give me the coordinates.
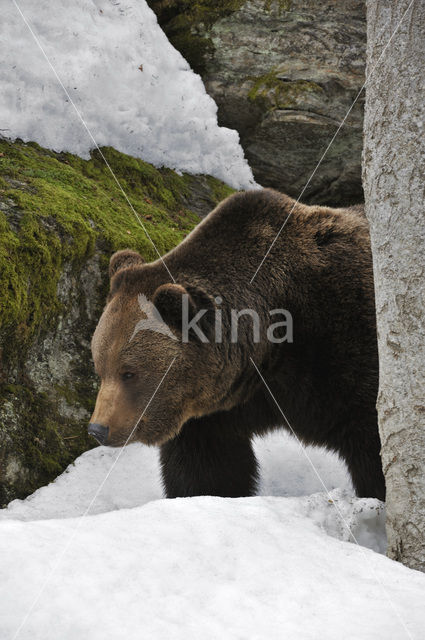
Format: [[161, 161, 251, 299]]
[[91, 189, 385, 500]]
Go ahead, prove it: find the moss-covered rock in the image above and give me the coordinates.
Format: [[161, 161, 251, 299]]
[[0, 138, 234, 505], [248, 71, 324, 112]]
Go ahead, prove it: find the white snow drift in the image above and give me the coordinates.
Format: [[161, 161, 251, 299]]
[[0, 0, 255, 189], [1, 432, 424, 639]]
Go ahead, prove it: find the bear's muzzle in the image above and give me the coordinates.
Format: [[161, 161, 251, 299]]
[[88, 422, 109, 445]]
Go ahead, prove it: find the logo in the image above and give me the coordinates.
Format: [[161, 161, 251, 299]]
[[131, 293, 293, 344], [130, 294, 178, 342]]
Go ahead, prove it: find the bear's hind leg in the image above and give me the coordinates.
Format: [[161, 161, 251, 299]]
[[160, 412, 258, 498], [340, 428, 386, 501]]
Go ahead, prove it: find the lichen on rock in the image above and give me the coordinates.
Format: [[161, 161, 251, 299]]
[[248, 70, 324, 112]]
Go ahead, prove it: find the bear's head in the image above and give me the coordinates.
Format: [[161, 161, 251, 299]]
[[88, 249, 229, 447]]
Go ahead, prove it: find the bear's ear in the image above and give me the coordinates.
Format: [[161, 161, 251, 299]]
[[109, 249, 145, 279], [152, 283, 216, 342]]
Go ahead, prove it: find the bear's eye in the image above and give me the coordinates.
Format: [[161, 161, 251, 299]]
[[121, 371, 135, 381]]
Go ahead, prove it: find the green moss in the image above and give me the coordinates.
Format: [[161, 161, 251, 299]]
[[205, 175, 235, 203], [0, 138, 234, 503], [0, 139, 231, 363], [146, 1, 247, 75], [248, 69, 324, 111], [263, 0, 292, 11]]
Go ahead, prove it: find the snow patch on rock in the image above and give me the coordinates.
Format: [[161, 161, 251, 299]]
[[1, 0, 256, 189]]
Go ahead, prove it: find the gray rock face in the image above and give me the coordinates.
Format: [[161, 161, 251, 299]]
[[207, 0, 366, 204], [150, 0, 366, 205], [0, 251, 104, 506]]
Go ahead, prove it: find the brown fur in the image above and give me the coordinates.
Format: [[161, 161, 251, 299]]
[[90, 189, 384, 500]]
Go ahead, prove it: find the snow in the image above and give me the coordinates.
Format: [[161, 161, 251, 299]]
[[0, 0, 256, 189], [1, 431, 424, 639], [1, 4, 425, 638], [1, 432, 352, 522]]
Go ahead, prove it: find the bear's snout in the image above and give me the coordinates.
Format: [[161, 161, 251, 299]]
[[88, 422, 109, 445]]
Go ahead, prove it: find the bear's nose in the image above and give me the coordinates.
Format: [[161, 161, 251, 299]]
[[88, 423, 109, 445]]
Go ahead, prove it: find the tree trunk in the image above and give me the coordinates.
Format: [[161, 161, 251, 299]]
[[363, 0, 425, 571]]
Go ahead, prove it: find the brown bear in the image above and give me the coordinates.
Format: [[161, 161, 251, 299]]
[[89, 188, 385, 501]]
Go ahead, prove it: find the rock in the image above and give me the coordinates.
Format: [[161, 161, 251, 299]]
[[148, 0, 366, 206], [0, 139, 233, 504]]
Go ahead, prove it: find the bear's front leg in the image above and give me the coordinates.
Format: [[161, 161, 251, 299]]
[[160, 411, 258, 498]]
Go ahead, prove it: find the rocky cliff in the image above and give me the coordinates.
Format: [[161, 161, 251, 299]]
[[148, 0, 366, 205], [0, 139, 233, 504]]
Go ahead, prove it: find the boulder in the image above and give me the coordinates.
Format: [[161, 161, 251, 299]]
[[148, 0, 366, 205]]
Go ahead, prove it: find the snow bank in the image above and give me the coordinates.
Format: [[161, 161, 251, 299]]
[[1, 496, 424, 640], [1, 432, 351, 521], [1, 432, 424, 639], [1, 432, 386, 553], [0, 0, 256, 189]]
